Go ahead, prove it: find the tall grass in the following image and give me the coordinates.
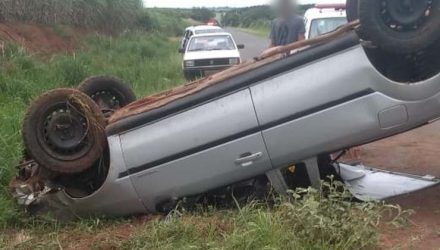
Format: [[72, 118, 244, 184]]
[[0, 0, 143, 30], [0, 182, 404, 249], [123, 183, 391, 250], [0, 32, 185, 227]]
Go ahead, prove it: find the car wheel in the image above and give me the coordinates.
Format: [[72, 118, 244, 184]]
[[78, 76, 136, 117], [346, 0, 359, 22], [357, 0, 440, 54], [22, 89, 107, 174]]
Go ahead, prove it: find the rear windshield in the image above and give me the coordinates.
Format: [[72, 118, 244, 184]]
[[187, 35, 236, 52], [309, 17, 347, 39]]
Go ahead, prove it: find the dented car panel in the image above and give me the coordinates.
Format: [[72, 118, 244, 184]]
[[337, 164, 440, 201]]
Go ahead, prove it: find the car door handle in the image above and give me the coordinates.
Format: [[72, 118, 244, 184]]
[[235, 152, 263, 167]]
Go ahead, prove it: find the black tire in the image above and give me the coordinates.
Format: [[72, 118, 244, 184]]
[[346, 0, 359, 22], [357, 0, 440, 54], [22, 89, 107, 174], [78, 76, 136, 115]]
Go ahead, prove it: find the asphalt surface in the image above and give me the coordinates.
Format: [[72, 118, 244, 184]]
[[225, 28, 270, 60]]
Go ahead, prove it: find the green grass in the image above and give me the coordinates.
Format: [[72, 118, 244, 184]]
[[0, 0, 143, 30], [0, 32, 185, 228], [0, 182, 406, 249], [123, 184, 386, 250]]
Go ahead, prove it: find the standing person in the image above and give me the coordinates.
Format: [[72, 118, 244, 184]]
[[270, 0, 306, 47]]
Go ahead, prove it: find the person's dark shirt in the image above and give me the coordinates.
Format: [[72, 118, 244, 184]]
[[270, 16, 306, 46]]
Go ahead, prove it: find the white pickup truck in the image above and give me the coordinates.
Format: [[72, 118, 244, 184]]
[[181, 32, 244, 80], [304, 4, 348, 40]]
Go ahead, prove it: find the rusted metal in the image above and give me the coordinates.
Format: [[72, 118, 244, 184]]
[[109, 21, 360, 124]]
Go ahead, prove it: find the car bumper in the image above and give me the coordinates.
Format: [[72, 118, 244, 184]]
[[184, 65, 232, 73]]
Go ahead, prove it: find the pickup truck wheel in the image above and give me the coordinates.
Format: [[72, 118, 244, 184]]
[[78, 76, 136, 117], [358, 0, 440, 54], [22, 89, 107, 174]]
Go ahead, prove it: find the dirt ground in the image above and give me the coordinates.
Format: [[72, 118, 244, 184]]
[[0, 22, 87, 54], [358, 122, 440, 249]]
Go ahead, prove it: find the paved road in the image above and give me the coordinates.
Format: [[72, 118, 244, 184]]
[[225, 28, 270, 60]]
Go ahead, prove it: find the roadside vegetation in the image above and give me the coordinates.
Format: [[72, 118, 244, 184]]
[[0, 0, 143, 30], [0, 182, 407, 249], [190, 7, 216, 23]]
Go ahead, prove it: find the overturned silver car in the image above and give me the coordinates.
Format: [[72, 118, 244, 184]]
[[11, 0, 440, 217]]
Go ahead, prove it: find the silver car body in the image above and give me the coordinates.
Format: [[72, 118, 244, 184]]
[[54, 34, 440, 216]]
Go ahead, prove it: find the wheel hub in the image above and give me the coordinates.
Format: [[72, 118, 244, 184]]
[[91, 91, 121, 112], [43, 108, 89, 156], [381, 0, 432, 31]]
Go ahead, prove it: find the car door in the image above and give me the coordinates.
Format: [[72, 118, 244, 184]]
[[119, 89, 272, 212], [249, 46, 378, 169]]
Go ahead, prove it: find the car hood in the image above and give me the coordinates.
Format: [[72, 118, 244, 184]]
[[184, 50, 241, 61]]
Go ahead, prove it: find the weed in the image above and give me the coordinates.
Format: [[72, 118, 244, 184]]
[[120, 182, 401, 250]]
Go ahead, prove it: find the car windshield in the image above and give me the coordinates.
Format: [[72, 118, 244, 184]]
[[187, 35, 236, 52], [309, 17, 347, 39]]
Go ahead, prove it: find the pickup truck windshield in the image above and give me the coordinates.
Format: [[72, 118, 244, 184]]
[[188, 35, 236, 52], [309, 17, 347, 39]]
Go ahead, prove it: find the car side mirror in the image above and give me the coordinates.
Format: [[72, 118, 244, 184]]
[[237, 44, 245, 49], [178, 48, 185, 53]]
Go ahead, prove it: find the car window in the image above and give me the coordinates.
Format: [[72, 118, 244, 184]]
[[187, 35, 236, 52], [309, 17, 347, 39]]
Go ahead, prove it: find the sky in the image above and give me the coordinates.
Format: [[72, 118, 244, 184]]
[[144, 0, 345, 8]]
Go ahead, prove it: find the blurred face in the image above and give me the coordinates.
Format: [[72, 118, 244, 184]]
[[272, 0, 297, 18]]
